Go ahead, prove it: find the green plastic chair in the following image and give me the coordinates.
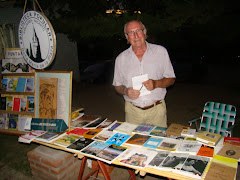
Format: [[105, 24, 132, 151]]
[[188, 102, 237, 137]]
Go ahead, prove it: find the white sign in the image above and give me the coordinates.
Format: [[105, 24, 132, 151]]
[[18, 11, 56, 70]]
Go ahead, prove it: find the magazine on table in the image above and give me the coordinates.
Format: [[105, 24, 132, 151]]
[[53, 133, 82, 147], [147, 150, 170, 168], [132, 123, 156, 135], [95, 144, 127, 164], [66, 137, 94, 153], [124, 134, 151, 146], [142, 137, 164, 149], [82, 129, 102, 139], [80, 141, 110, 157], [118, 147, 158, 169], [113, 122, 138, 134], [35, 132, 59, 143], [105, 133, 131, 146], [18, 130, 46, 143], [149, 126, 167, 137], [96, 119, 117, 129], [67, 128, 89, 136], [107, 121, 122, 131], [93, 129, 116, 142], [157, 137, 182, 151], [175, 140, 202, 155], [83, 118, 107, 129]]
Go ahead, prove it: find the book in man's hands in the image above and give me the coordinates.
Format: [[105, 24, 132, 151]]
[[196, 131, 221, 146], [113, 122, 138, 134]]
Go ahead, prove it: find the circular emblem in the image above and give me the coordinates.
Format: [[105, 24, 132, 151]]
[[18, 10, 56, 69]]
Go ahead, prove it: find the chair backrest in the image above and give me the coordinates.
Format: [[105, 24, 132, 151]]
[[199, 102, 236, 136]]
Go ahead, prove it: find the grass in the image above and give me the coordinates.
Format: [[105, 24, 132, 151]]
[[0, 134, 38, 177]]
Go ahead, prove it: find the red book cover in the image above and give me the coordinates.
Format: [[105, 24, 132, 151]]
[[223, 137, 240, 146], [196, 144, 214, 157], [13, 97, 21, 111], [67, 128, 89, 136]]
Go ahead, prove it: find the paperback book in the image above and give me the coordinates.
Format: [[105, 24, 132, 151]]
[[7, 78, 18, 92], [216, 143, 240, 160], [67, 137, 94, 153], [53, 133, 82, 147], [107, 121, 122, 131], [71, 119, 93, 128], [179, 155, 210, 179], [0, 97, 6, 110], [105, 133, 131, 146], [149, 126, 167, 137], [96, 119, 116, 129], [223, 137, 240, 146], [25, 78, 34, 92], [8, 114, 18, 130], [26, 97, 34, 113], [16, 77, 26, 92], [82, 129, 102, 139], [196, 144, 214, 158], [35, 132, 59, 143], [6, 96, 13, 111], [93, 129, 116, 142], [196, 131, 221, 146], [147, 150, 170, 168], [119, 147, 158, 168], [18, 116, 31, 132], [113, 122, 138, 134], [0, 113, 8, 129], [132, 123, 155, 135], [20, 97, 27, 112], [124, 134, 151, 146], [142, 137, 163, 149], [176, 140, 202, 155], [165, 123, 185, 137], [96, 144, 127, 164], [18, 130, 46, 143], [13, 97, 21, 112], [83, 118, 107, 129], [67, 128, 89, 136], [157, 137, 182, 151], [81, 141, 109, 156], [1, 78, 8, 91]]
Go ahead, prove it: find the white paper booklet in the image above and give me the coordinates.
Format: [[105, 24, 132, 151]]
[[18, 130, 46, 143], [113, 122, 138, 135], [176, 141, 202, 155], [132, 74, 151, 96]]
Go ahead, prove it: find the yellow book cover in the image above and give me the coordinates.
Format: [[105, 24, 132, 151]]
[[83, 129, 102, 139], [196, 131, 221, 145]]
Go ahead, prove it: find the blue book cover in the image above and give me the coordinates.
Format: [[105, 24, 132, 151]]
[[106, 133, 131, 146], [27, 96, 34, 113], [2, 78, 8, 91], [143, 137, 164, 149], [16, 77, 26, 92], [25, 78, 34, 92]]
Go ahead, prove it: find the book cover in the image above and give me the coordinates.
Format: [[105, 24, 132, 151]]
[[147, 150, 170, 167], [81, 141, 109, 156], [107, 121, 122, 131], [157, 137, 182, 151], [196, 144, 214, 157], [223, 137, 240, 146], [18, 130, 46, 143], [159, 152, 189, 171], [105, 133, 131, 146], [8, 114, 18, 130], [6, 96, 13, 111], [20, 97, 27, 112], [53, 133, 82, 147], [176, 140, 202, 155], [83, 118, 107, 129], [82, 129, 102, 139], [132, 123, 156, 135], [165, 123, 185, 137], [113, 122, 138, 134], [25, 77, 34, 92], [71, 119, 93, 128], [196, 131, 221, 146], [96, 144, 127, 164], [96, 119, 116, 129], [13, 97, 21, 111], [180, 155, 210, 179], [149, 126, 167, 137], [119, 147, 158, 168], [67, 128, 89, 136], [142, 137, 163, 149], [1, 78, 8, 91], [124, 134, 151, 146], [216, 143, 240, 160], [16, 77, 26, 92], [93, 129, 116, 142], [0, 113, 8, 129], [18, 116, 31, 132], [0, 97, 7, 110], [26, 96, 34, 113], [181, 128, 196, 137], [67, 137, 94, 152], [35, 132, 59, 143]]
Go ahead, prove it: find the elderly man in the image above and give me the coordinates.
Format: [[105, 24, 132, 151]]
[[112, 20, 175, 127]]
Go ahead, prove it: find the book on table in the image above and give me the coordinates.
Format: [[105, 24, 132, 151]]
[[175, 140, 202, 155], [80, 141, 109, 157], [181, 128, 196, 137], [132, 123, 156, 135], [223, 137, 240, 146], [82, 129, 102, 139], [96, 119, 116, 129], [67, 128, 89, 136], [53, 133, 82, 147], [105, 133, 131, 146], [83, 117, 107, 129], [142, 137, 164, 149], [149, 126, 167, 137], [179, 154, 210, 179], [147, 150, 170, 168], [35, 132, 59, 143], [113, 122, 138, 134], [124, 133, 151, 146], [157, 137, 182, 151], [18, 130, 46, 143], [95, 144, 127, 164], [216, 143, 240, 160], [107, 121, 122, 131], [165, 123, 185, 137], [196, 144, 214, 157], [196, 131, 221, 146], [93, 129, 116, 142], [66, 137, 94, 153], [119, 146, 158, 169]]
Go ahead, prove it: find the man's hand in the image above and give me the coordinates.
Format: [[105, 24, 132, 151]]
[[126, 87, 140, 100], [142, 79, 155, 91]]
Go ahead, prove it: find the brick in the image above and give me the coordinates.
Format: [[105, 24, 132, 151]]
[[35, 162, 49, 172], [42, 158, 63, 168], [28, 159, 35, 165], [27, 151, 41, 161]]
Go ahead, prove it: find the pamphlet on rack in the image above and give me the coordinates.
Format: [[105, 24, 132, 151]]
[[132, 74, 151, 96]]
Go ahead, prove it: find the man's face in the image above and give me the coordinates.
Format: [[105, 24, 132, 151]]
[[125, 21, 146, 48]]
